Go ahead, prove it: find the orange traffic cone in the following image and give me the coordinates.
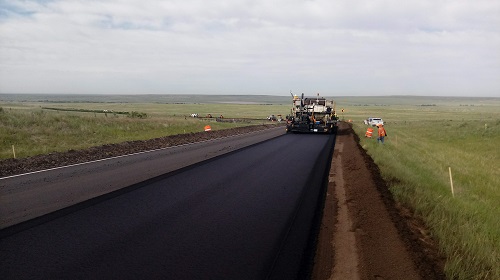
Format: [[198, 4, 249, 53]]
[[365, 127, 373, 138], [204, 125, 212, 132]]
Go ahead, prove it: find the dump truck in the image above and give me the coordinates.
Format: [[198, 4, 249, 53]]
[[286, 92, 338, 133]]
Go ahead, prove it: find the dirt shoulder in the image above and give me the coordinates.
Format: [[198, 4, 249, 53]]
[[312, 122, 445, 280], [0, 124, 280, 178]]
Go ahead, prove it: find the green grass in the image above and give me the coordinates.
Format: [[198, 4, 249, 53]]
[[0, 103, 286, 159], [2, 101, 290, 119], [348, 102, 500, 280]]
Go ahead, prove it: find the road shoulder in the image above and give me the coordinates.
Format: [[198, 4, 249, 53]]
[[312, 122, 445, 280]]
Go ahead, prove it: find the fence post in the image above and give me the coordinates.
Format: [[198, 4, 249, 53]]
[[449, 167, 455, 197]]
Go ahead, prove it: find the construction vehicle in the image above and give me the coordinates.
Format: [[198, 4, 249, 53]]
[[267, 114, 278, 121], [286, 92, 338, 133]]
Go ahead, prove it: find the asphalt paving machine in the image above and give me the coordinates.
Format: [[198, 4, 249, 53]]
[[286, 92, 338, 133]]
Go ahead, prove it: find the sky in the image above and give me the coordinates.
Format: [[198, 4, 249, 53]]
[[0, 0, 499, 97]]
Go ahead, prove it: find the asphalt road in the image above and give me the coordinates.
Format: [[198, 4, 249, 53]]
[[0, 127, 285, 229], [1, 133, 336, 280]]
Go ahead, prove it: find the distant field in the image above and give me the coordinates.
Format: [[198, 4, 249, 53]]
[[0, 95, 290, 159], [344, 99, 500, 280], [0, 93, 291, 105], [0, 101, 290, 119]]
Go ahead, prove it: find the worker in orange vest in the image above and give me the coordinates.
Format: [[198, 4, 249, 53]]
[[377, 124, 387, 144]]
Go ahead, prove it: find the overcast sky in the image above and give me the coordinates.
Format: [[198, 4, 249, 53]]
[[1, 0, 499, 97]]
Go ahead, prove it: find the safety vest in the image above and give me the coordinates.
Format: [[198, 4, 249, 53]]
[[378, 127, 386, 137]]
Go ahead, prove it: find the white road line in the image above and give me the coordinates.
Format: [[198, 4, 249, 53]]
[[0, 130, 270, 180]]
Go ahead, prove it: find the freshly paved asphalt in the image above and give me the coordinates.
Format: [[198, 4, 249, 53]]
[[1, 127, 285, 229], [0, 133, 335, 280]]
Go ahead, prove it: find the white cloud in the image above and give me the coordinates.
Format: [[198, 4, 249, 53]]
[[0, 0, 499, 96]]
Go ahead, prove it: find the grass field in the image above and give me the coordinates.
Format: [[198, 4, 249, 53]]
[[0, 99, 289, 159], [343, 98, 500, 280], [1, 94, 499, 279]]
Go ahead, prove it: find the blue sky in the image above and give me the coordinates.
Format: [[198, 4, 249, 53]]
[[1, 0, 499, 96]]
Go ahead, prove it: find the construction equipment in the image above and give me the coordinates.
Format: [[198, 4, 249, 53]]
[[267, 114, 278, 121], [286, 92, 338, 133]]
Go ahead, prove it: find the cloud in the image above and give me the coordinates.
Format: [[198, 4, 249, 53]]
[[0, 0, 499, 96]]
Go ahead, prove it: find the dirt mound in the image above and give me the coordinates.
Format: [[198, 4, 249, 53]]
[[0, 124, 279, 177], [312, 122, 445, 280]]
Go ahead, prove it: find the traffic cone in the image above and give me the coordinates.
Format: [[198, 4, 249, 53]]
[[365, 127, 373, 138], [204, 125, 212, 132]]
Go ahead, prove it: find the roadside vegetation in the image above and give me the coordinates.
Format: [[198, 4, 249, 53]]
[[346, 100, 500, 280], [0, 102, 288, 159]]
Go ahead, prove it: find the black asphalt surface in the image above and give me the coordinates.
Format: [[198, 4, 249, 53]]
[[0, 133, 336, 280], [1, 127, 285, 228]]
